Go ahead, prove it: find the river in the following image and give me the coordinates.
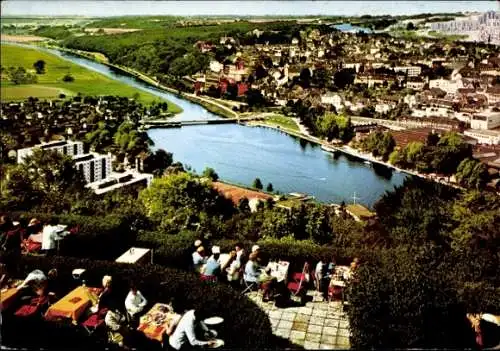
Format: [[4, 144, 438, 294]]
[[5, 43, 408, 207]]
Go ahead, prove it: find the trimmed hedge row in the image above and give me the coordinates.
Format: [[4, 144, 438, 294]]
[[0, 253, 273, 350], [9, 212, 134, 260]]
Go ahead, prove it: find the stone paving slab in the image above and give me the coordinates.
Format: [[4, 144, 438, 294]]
[[247, 290, 351, 349]]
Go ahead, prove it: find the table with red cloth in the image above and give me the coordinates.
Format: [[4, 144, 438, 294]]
[[137, 303, 179, 343], [45, 286, 101, 322]]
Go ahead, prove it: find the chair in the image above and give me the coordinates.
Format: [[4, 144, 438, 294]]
[[200, 274, 218, 285], [81, 313, 105, 335], [240, 279, 258, 295], [14, 295, 49, 318], [287, 262, 309, 297]]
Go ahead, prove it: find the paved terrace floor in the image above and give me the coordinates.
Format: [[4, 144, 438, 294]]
[[246, 290, 351, 349]]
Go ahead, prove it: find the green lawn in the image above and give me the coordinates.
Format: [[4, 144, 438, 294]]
[[0, 44, 182, 112], [262, 114, 300, 132]]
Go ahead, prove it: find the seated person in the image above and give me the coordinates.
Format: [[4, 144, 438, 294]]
[[169, 308, 217, 350], [234, 243, 245, 265], [0, 215, 14, 236], [192, 246, 207, 273], [27, 218, 42, 237], [226, 251, 241, 287], [17, 269, 47, 290], [46, 269, 62, 302], [98, 275, 114, 312], [105, 303, 128, 347], [243, 252, 261, 287], [164, 298, 184, 340], [1, 226, 22, 253], [124, 283, 147, 321], [259, 267, 277, 301], [202, 246, 222, 278]]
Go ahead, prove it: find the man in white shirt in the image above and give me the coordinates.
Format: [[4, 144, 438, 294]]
[[124, 284, 147, 320], [41, 219, 61, 255], [169, 309, 217, 350]]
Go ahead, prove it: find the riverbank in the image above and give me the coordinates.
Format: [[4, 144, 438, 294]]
[[0, 42, 171, 106], [246, 119, 464, 189], [42, 44, 243, 119]]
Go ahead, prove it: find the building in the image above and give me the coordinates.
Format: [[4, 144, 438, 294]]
[[73, 152, 112, 184], [429, 78, 463, 95], [16, 139, 153, 194], [86, 169, 154, 195], [17, 140, 84, 163], [471, 111, 500, 130], [321, 93, 343, 111], [394, 66, 422, 77], [464, 129, 500, 145], [406, 78, 425, 91]]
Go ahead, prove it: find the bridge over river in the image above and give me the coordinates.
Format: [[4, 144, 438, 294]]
[[139, 116, 264, 129]]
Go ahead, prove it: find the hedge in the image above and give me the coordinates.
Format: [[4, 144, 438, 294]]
[[347, 247, 480, 348], [8, 212, 134, 260], [0, 253, 273, 350]]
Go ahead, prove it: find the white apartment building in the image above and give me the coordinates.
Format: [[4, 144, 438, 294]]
[[321, 93, 343, 111], [17, 140, 84, 163], [429, 78, 463, 95], [73, 152, 112, 184], [464, 129, 500, 145], [394, 66, 422, 77], [86, 169, 154, 195], [470, 111, 500, 130]]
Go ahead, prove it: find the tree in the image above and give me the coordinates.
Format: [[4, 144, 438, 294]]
[[62, 73, 74, 82], [266, 183, 274, 192], [33, 60, 46, 74], [143, 149, 173, 176], [1, 148, 87, 212], [202, 167, 219, 181], [406, 22, 416, 31], [455, 158, 489, 189], [139, 173, 235, 232], [238, 197, 251, 213], [8, 67, 37, 85], [253, 177, 263, 190]]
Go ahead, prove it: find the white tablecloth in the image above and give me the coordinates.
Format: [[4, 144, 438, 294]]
[[116, 247, 151, 264]]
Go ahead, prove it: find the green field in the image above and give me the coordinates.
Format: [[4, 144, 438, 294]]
[[0, 44, 182, 112], [262, 114, 300, 132]]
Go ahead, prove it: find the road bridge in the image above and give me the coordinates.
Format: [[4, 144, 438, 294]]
[[139, 117, 263, 129]]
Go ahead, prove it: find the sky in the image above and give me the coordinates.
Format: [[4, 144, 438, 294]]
[[1, 1, 498, 17]]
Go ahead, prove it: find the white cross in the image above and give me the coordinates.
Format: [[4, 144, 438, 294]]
[[351, 192, 360, 205]]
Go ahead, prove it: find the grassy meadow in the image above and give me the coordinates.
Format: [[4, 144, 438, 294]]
[[0, 44, 182, 112]]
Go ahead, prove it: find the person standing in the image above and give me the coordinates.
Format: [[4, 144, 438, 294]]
[[41, 218, 60, 256]]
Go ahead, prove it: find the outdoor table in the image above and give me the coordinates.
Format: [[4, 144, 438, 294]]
[[1, 281, 23, 310], [45, 285, 101, 322], [266, 261, 290, 283], [116, 247, 152, 264], [137, 303, 179, 344]]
